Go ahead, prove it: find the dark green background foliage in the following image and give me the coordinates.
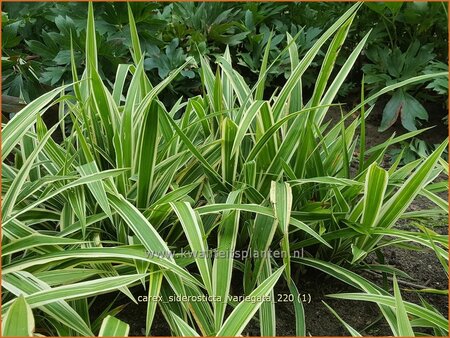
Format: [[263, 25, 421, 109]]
[[2, 1, 448, 130]]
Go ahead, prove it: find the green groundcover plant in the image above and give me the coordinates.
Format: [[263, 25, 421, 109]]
[[1, 3, 448, 337]]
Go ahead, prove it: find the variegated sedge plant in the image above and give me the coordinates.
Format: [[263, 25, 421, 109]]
[[2, 2, 448, 337]]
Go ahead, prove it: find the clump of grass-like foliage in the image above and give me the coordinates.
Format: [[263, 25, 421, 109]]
[[2, 3, 448, 336]]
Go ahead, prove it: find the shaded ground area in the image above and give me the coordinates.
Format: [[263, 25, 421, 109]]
[[328, 97, 448, 149]]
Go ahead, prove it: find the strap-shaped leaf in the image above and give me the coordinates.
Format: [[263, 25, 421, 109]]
[[2, 272, 93, 336], [323, 301, 361, 336], [170, 202, 213, 295], [3, 274, 146, 310], [136, 101, 159, 208], [393, 275, 415, 336], [362, 163, 389, 227], [3, 169, 126, 229], [98, 315, 130, 337], [170, 311, 200, 336], [212, 191, 241, 331], [217, 266, 284, 336], [2, 83, 72, 161], [328, 293, 447, 332], [3, 247, 200, 289], [364, 140, 449, 252], [270, 181, 293, 283], [146, 265, 163, 336], [2, 295, 34, 336]]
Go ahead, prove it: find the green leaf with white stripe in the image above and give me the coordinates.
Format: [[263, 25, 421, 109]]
[[393, 275, 415, 336], [3, 169, 126, 229], [289, 281, 306, 336], [216, 266, 284, 336], [364, 140, 448, 251], [231, 100, 266, 156], [98, 315, 130, 337], [272, 2, 361, 120], [362, 163, 388, 228], [327, 293, 447, 333], [2, 272, 93, 336], [170, 312, 200, 336], [2, 295, 34, 337], [212, 191, 241, 331], [127, 3, 142, 66], [170, 202, 213, 295], [3, 274, 146, 310], [146, 265, 163, 336], [258, 257, 276, 336], [2, 121, 61, 218], [322, 301, 361, 336], [108, 193, 171, 256], [352, 163, 388, 263], [2, 234, 82, 256], [2, 84, 72, 161], [85, 2, 97, 71], [295, 258, 398, 335], [221, 117, 238, 185], [136, 100, 159, 208], [270, 181, 293, 283], [2, 247, 199, 288], [76, 161, 113, 223]]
